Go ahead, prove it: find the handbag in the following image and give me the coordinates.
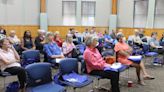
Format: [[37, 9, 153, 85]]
[[105, 56, 116, 64], [71, 48, 81, 58]]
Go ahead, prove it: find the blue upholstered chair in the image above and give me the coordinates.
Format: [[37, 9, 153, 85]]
[[25, 63, 65, 92], [21, 50, 40, 67], [58, 58, 93, 92]]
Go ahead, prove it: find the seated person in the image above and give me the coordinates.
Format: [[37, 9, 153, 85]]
[[70, 29, 79, 45], [133, 29, 144, 48], [83, 36, 120, 92], [0, 37, 26, 92], [43, 32, 64, 64], [139, 29, 147, 43], [7, 30, 21, 54], [149, 32, 164, 54], [82, 28, 90, 40], [21, 30, 35, 51], [62, 34, 76, 58], [0, 26, 6, 35], [35, 29, 46, 53], [54, 31, 63, 47], [104, 30, 116, 48], [114, 34, 154, 85], [160, 33, 164, 46]]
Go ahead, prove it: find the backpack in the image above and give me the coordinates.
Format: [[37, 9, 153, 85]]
[[5, 81, 19, 92]]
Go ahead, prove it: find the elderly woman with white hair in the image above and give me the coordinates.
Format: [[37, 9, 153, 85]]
[[83, 36, 120, 92], [34, 29, 46, 53], [43, 32, 65, 64], [8, 30, 21, 54]]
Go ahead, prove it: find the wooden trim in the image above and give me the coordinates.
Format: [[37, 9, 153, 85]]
[[112, 0, 117, 14], [2, 25, 164, 39], [40, 0, 46, 13]]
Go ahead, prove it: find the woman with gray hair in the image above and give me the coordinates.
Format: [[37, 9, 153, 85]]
[[43, 32, 64, 64], [83, 36, 120, 92]]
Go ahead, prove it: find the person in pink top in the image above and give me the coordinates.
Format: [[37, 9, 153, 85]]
[[114, 34, 154, 85], [83, 36, 120, 92], [62, 34, 76, 57]]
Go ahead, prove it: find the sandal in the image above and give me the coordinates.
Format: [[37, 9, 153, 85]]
[[138, 81, 146, 86], [143, 76, 155, 80]]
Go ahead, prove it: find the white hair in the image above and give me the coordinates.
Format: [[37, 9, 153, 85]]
[[85, 36, 98, 46], [38, 29, 46, 33]]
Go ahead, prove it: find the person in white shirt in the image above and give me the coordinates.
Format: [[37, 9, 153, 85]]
[[133, 29, 144, 48], [90, 27, 97, 37], [0, 36, 26, 92], [8, 30, 20, 44], [8, 30, 21, 54]]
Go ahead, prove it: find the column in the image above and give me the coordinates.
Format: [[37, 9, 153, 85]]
[[40, 0, 48, 31]]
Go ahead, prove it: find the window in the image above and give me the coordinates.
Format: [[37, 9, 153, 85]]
[[81, 1, 96, 26], [133, 0, 148, 28], [154, 0, 164, 28], [62, 1, 76, 26]]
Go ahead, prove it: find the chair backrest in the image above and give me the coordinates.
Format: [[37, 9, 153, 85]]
[[25, 63, 52, 87], [142, 44, 150, 53], [76, 43, 86, 54], [22, 50, 40, 66], [59, 58, 78, 75], [101, 49, 114, 57]]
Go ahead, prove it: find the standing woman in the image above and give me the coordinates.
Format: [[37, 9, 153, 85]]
[[0, 36, 26, 92], [21, 30, 35, 51]]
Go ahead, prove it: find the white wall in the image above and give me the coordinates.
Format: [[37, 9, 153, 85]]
[[117, 0, 134, 27], [0, 0, 40, 25], [0, 0, 112, 27]]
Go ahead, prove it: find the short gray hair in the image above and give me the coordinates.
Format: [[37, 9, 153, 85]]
[[45, 32, 54, 43], [85, 36, 98, 46]]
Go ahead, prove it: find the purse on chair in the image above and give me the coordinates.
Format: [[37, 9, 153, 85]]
[[105, 56, 116, 64]]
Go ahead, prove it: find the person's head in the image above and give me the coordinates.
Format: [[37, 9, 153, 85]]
[[66, 34, 73, 43], [134, 29, 139, 36], [45, 32, 54, 43], [162, 33, 164, 37], [9, 30, 16, 37], [117, 34, 124, 43], [85, 28, 89, 32], [38, 29, 46, 37], [0, 37, 11, 49], [139, 28, 144, 34], [151, 32, 157, 39], [104, 30, 109, 34], [92, 27, 96, 31], [112, 29, 116, 33], [85, 36, 98, 48], [54, 31, 60, 39], [24, 30, 31, 39]]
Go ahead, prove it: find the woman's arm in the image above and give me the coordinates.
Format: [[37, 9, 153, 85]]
[[0, 54, 15, 65], [31, 39, 36, 50], [21, 39, 28, 50], [11, 46, 20, 61], [118, 50, 130, 57]]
